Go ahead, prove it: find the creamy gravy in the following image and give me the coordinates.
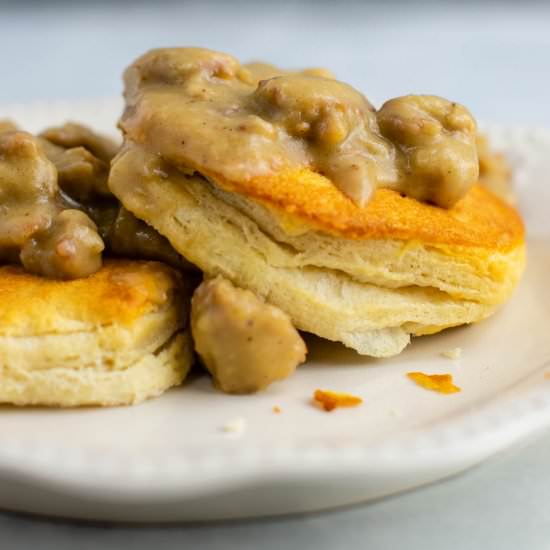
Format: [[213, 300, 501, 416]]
[[121, 47, 479, 208]]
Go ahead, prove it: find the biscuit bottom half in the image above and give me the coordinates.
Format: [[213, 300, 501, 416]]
[[0, 261, 194, 406], [109, 145, 525, 358]]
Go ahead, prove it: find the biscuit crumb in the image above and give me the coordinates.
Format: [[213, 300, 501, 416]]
[[441, 347, 462, 360], [544, 372, 550, 380], [407, 372, 461, 394], [222, 417, 247, 435], [272, 405, 282, 414], [313, 389, 363, 412]]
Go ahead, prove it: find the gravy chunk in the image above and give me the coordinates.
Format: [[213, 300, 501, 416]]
[[0, 131, 59, 261], [20, 209, 104, 279], [191, 276, 307, 393]]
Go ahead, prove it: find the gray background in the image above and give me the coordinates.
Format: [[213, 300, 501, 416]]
[[1, 0, 550, 547], [2, 0, 550, 125]]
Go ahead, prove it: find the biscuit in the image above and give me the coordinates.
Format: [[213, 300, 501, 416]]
[[0, 260, 194, 406], [109, 144, 525, 357]]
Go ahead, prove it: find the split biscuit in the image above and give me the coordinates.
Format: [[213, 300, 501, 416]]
[[0, 259, 194, 406], [109, 145, 525, 357]]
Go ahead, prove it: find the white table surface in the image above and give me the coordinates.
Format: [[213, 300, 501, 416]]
[[1, 1, 550, 547]]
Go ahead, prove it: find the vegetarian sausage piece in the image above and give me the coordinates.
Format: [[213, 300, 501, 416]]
[[191, 276, 307, 393]]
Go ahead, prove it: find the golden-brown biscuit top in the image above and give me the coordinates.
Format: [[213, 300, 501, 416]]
[[205, 167, 525, 250], [0, 259, 186, 336]]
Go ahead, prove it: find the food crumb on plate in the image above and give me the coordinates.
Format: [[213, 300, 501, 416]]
[[313, 389, 363, 412], [441, 347, 462, 360], [272, 405, 282, 414], [222, 417, 247, 435], [407, 372, 461, 394]]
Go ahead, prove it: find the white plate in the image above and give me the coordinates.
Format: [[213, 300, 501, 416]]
[[1, 100, 549, 522]]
